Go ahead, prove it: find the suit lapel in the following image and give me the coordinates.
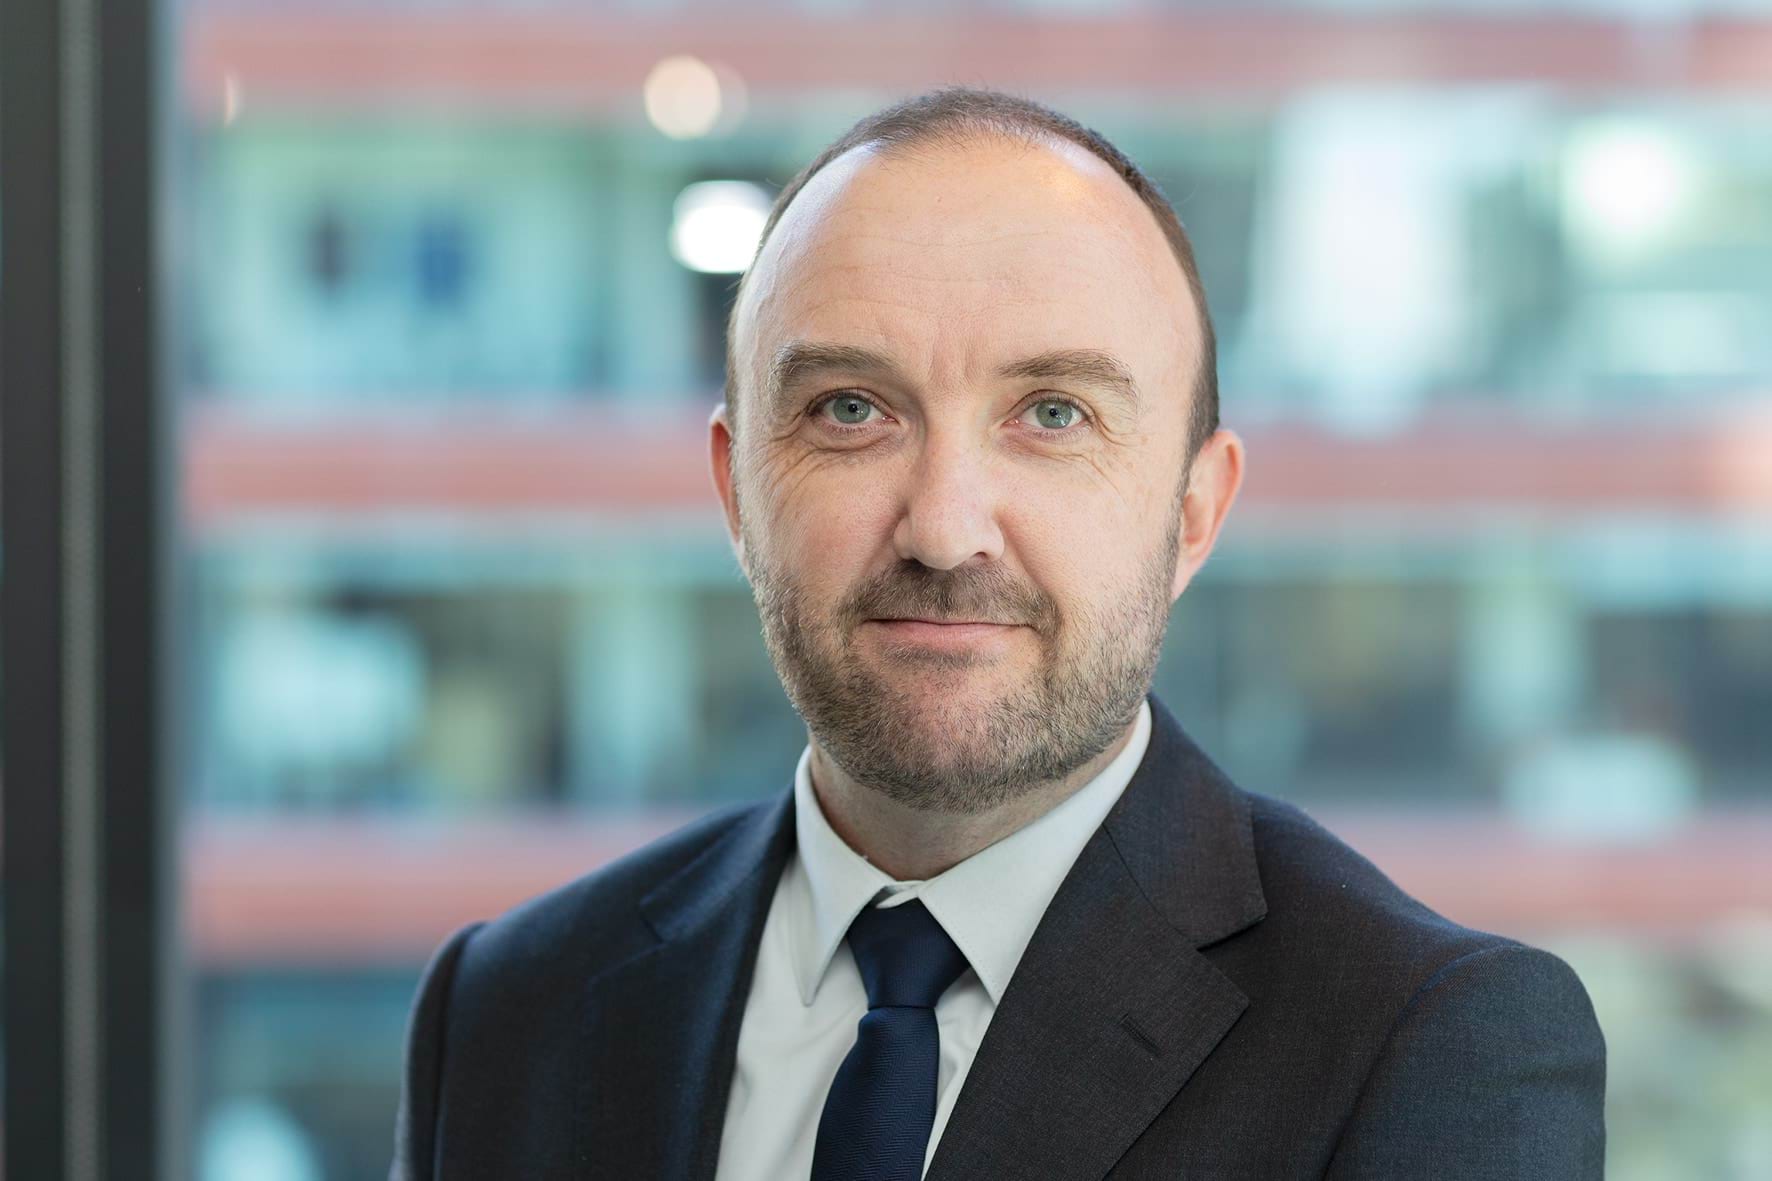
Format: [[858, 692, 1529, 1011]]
[[926, 694, 1268, 1180], [572, 788, 795, 1180], [567, 694, 1263, 1180]]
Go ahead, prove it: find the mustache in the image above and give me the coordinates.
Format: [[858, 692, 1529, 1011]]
[[844, 562, 1055, 629]]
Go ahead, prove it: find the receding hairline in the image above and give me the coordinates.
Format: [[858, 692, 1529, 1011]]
[[722, 88, 1220, 456]]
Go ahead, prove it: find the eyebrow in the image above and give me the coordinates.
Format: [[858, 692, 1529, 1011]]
[[764, 341, 1142, 423]]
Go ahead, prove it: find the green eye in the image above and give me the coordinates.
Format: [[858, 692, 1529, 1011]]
[[1030, 399, 1079, 429], [825, 395, 875, 425]]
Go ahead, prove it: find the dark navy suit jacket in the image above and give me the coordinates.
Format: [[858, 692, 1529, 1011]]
[[390, 693, 1606, 1179]]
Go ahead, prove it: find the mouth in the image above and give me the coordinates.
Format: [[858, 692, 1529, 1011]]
[[862, 617, 1026, 650]]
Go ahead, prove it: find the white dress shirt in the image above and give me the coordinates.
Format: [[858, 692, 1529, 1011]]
[[714, 698, 1153, 1180]]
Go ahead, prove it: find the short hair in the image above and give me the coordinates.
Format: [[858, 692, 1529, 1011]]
[[722, 85, 1219, 459]]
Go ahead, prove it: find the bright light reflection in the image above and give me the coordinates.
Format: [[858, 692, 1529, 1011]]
[[1564, 123, 1698, 260], [644, 55, 723, 140], [670, 181, 772, 274], [222, 72, 242, 126]]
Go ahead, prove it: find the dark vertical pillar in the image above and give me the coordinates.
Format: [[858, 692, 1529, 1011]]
[[2, 0, 73, 1172], [3, 0, 168, 1177]]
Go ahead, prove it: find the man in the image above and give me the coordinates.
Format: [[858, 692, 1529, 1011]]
[[390, 87, 1605, 1179]]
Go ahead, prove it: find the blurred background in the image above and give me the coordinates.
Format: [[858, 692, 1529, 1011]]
[[35, 0, 1772, 1176]]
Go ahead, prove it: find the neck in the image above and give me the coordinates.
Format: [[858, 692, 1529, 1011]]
[[807, 712, 1141, 881]]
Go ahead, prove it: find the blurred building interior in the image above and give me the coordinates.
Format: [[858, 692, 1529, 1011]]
[[98, 0, 1772, 1176]]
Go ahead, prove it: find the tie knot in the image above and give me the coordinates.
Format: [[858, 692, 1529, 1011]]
[[845, 898, 970, 1010]]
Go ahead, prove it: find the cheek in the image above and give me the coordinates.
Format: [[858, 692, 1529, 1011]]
[[763, 471, 901, 594], [1003, 480, 1140, 581]]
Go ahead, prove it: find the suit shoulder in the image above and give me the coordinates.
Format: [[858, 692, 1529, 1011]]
[[1224, 788, 1602, 1087], [1241, 789, 1540, 981], [455, 796, 775, 985]]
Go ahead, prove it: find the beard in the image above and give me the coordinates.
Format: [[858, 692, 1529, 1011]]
[[738, 473, 1184, 816]]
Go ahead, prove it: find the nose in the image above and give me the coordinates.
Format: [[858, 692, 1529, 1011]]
[[890, 432, 1006, 571]]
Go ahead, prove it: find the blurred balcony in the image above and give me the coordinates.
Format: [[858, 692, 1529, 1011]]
[[180, 805, 1772, 967], [183, 6, 1772, 121], [181, 399, 1772, 539]]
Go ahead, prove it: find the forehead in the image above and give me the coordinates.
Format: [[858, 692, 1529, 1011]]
[[734, 135, 1195, 402]]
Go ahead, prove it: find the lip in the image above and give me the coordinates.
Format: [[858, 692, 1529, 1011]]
[[863, 618, 1024, 650]]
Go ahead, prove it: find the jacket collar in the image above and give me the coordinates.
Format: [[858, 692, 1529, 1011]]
[[1104, 692, 1267, 948], [581, 691, 1266, 1180], [631, 690, 1267, 948], [786, 696, 1154, 1008], [574, 787, 795, 1179], [925, 691, 1265, 1178]]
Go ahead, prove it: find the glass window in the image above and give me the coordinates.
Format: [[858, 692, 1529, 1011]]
[[161, 4, 1772, 1175]]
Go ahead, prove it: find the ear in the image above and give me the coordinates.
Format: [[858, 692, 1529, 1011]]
[[1170, 428, 1244, 602], [708, 401, 747, 572]]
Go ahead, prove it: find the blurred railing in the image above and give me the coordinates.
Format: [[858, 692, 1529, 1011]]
[[182, 6, 1772, 117], [181, 400, 1772, 532], [179, 806, 1772, 967]]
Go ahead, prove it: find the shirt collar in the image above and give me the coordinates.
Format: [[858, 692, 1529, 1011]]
[[786, 697, 1153, 1007]]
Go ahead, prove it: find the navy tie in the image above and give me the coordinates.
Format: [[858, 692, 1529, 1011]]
[[810, 898, 971, 1181]]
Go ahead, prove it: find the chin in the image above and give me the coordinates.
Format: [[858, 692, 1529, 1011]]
[[880, 666, 1028, 715]]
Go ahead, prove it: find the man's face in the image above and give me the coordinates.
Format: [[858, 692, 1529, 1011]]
[[711, 135, 1227, 814]]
